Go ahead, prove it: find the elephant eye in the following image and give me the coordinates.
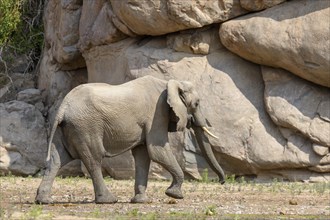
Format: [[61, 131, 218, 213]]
[[194, 100, 200, 107]]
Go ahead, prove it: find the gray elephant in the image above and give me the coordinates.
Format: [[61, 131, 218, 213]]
[[35, 75, 225, 204]]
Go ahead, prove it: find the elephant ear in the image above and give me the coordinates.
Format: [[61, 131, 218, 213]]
[[167, 80, 188, 132]]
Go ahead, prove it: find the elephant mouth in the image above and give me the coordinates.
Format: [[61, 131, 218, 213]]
[[190, 113, 219, 139]]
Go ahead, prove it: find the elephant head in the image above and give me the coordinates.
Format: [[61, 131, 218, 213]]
[[167, 79, 226, 183]]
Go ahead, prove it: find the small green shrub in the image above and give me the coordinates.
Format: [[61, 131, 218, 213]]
[[128, 208, 139, 217], [226, 174, 236, 184], [201, 168, 209, 183], [90, 208, 101, 218], [205, 205, 217, 216], [25, 204, 43, 219], [0, 0, 44, 73], [0, 0, 22, 46]]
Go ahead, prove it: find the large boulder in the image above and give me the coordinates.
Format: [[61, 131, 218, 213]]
[[0, 72, 35, 103], [263, 67, 330, 149], [220, 0, 330, 87], [16, 89, 42, 105], [78, 0, 127, 51], [110, 0, 247, 36], [262, 67, 330, 173], [43, 0, 127, 68], [0, 101, 47, 175], [44, 0, 85, 70], [37, 49, 88, 107], [239, 0, 286, 11]]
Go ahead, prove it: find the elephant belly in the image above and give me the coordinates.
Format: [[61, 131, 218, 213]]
[[102, 122, 145, 155]]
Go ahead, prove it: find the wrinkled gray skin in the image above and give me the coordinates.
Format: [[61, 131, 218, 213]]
[[35, 75, 225, 204]]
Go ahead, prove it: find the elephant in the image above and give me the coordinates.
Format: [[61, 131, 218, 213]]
[[35, 75, 225, 204]]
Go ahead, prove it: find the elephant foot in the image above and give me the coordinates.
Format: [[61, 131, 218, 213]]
[[131, 194, 151, 204], [165, 187, 183, 199], [35, 195, 53, 204], [95, 193, 118, 204]]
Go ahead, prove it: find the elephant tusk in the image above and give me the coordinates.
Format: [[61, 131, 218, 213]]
[[202, 127, 219, 139]]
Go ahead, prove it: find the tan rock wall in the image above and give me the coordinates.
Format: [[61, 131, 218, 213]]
[[2, 0, 329, 182], [220, 0, 330, 87]]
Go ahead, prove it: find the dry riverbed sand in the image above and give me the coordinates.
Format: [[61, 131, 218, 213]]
[[0, 176, 329, 219]]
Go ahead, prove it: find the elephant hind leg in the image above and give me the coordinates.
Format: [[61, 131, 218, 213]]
[[147, 141, 184, 199], [35, 140, 73, 204], [131, 145, 151, 203], [78, 141, 118, 204]]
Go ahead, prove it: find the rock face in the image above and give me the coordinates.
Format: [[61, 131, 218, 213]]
[[263, 67, 330, 149], [43, 0, 84, 70], [262, 67, 330, 173], [0, 71, 48, 176], [0, 101, 47, 175], [83, 29, 330, 181], [110, 0, 247, 36], [220, 0, 330, 88], [2, 0, 329, 182], [240, 0, 286, 11]]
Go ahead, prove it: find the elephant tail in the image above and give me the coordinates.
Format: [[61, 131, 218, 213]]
[[46, 105, 66, 162]]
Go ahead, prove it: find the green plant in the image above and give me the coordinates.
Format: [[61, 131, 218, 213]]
[[0, 0, 44, 73], [201, 168, 209, 183], [270, 178, 280, 193], [104, 176, 114, 183], [313, 182, 329, 194], [238, 176, 246, 184], [143, 212, 157, 220], [90, 208, 101, 218], [0, 209, 4, 220], [0, 0, 22, 46], [226, 174, 236, 184], [128, 208, 139, 217], [25, 204, 43, 219], [205, 205, 217, 216]]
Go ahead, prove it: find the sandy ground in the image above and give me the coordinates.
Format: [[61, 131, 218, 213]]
[[0, 176, 329, 219]]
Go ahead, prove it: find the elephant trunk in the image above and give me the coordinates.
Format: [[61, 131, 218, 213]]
[[191, 110, 225, 183], [192, 125, 226, 184]]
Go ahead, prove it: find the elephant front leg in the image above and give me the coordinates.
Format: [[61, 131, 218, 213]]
[[131, 145, 151, 203], [147, 141, 184, 200]]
